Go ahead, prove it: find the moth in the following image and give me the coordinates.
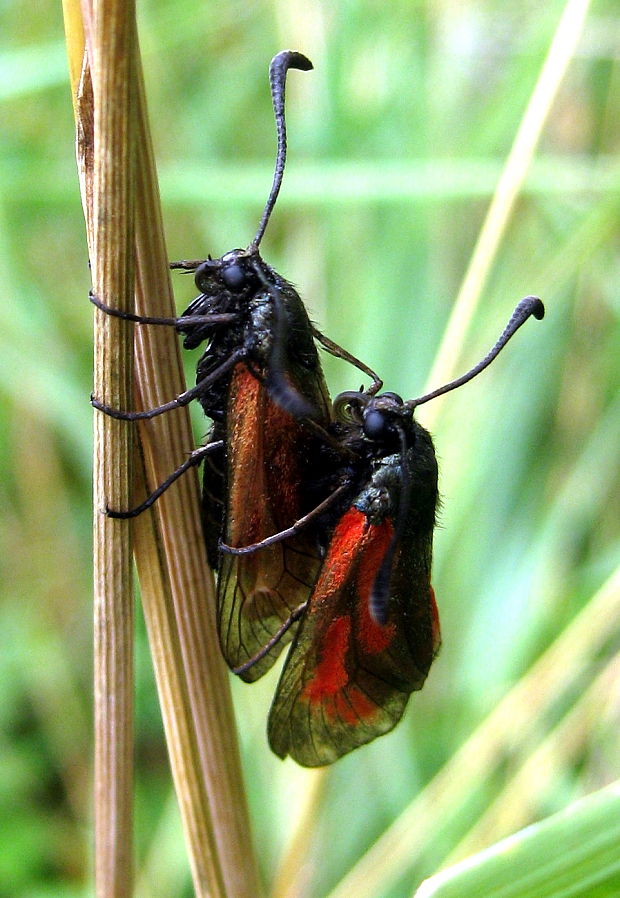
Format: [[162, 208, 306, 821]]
[[91, 51, 378, 678], [225, 297, 545, 765]]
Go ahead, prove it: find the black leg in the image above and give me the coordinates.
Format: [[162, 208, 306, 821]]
[[220, 481, 351, 555], [90, 290, 238, 328], [91, 349, 246, 421], [106, 441, 224, 518], [232, 601, 308, 675], [312, 326, 382, 394]]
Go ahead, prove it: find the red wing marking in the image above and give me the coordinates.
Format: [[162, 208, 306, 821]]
[[303, 616, 350, 703], [311, 508, 369, 594], [326, 686, 378, 726], [301, 509, 396, 710], [268, 505, 440, 765]]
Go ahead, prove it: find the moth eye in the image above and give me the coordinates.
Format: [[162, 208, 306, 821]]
[[221, 263, 249, 291], [380, 391, 403, 405], [363, 409, 389, 440]]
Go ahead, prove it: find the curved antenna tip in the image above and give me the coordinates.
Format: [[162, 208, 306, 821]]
[[408, 294, 546, 410], [528, 296, 545, 320], [271, 50, 313, 73]]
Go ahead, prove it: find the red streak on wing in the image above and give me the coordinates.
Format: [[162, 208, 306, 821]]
[[303, 617, 380, 725], [332, 688, 378, 725], [303, 616, 350, 703], [299, 508, 398, 724], [315, 509, 369, 595]]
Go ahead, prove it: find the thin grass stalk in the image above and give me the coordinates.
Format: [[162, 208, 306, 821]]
[[61, 0, 85, 111], [130, 446, 226, 896], [130, 58, 262, 898], [324, 563, 620, 898], [88, 0, 137, 893], [65, 0, 261, 892], [67, 4, 137, 890], [421, 0, 593, 433], [270, 769, 328, 898], [135, 791, 189, 897]]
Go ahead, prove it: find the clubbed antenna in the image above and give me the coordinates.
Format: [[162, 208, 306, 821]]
[[407, 296, 545, 410], [251, 50, 313, 250], [370, 295, 544, 623]]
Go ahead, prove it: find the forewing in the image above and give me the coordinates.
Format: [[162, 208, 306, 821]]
[[268, 507, 440, 766], [217, 365, 327, 681]]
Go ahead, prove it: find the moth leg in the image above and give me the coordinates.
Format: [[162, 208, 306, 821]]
[[220, 481, 351, 555], [232, 601, 308, 675], [312, 327, 382, 394], [90, 290, 238, 328], [105, 440, 224, 519], [91, 348, 246, 420]]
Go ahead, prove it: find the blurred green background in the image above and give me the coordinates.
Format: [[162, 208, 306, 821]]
[[1, 0, 619, 896]]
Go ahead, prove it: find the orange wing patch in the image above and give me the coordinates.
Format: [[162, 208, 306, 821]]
[[217, 365, 323, 681]]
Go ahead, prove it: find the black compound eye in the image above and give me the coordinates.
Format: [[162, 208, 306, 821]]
[[363, 409, 390, 440], [379, 391, 404, 404], [221, 263, 249, 291]]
